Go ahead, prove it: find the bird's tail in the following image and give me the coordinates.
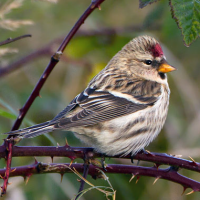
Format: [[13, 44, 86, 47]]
[[4, 121, 54, 138]]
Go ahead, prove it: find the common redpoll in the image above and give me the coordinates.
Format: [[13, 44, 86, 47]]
[[5, 35, 176, 156]]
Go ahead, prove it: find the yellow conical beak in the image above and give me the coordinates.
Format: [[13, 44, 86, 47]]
[[158, 63, 176, 73]]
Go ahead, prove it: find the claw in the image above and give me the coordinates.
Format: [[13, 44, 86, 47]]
[[130, 154, 135, 164], [51, 156, 54, 163]]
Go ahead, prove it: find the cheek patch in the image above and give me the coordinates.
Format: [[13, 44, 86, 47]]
[[151, 43, 163, 58]]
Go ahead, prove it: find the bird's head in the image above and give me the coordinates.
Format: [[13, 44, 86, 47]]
[[117, 35, 176, 84]]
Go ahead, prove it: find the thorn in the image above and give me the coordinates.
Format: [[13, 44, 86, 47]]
[[145, 150, 154, 156], [51, 156, 54, 163], [186, 190, 194, 195], [38, 94, 42, 98], [129, 174, 135, 183], [10, 168, 16, 173], [77, 179, 81, 182], [153, 177, 160, 185], [34, 157, 38, 164], [154, 163, 160, 170], [69, 159, 74, 167], [174, 154, 182, 158], [0, 175, 4, 179], [7, 182, 12, 185], [135, 176, 140, 184], [98, 5, 101, 10], [189, 156, 196, 162], [182, 187, 187, 195], [24, 174, 32, 185], [60, 173, 64, 183], [65, 138, 69, 147], [56, 143, 60, 148], [189, 156, 198, 166]]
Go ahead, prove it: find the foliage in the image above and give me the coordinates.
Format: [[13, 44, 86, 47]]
[[140, 0, 200, 46], [0, 0, 200, 200]]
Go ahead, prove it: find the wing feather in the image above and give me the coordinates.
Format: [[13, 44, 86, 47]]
[[51, 87, 158, 129]]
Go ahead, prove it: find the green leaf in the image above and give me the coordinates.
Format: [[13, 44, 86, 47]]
[[0, 108, 16, 119], [139, 0, 159, 8], [170, 0, 200, 46]]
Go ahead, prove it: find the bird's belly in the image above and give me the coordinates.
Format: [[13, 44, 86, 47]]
[[72, 93, 169, 156]]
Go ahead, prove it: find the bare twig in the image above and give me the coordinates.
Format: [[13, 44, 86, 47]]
[[75, 162, 90, 200], [0, 34, 31, 47], [0, 24, 161, 78]]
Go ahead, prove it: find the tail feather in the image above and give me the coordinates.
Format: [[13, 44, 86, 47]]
[[4, 121, 54, 138]]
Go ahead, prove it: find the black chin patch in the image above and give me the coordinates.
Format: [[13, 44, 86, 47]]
[[159, 72, 166, 79]]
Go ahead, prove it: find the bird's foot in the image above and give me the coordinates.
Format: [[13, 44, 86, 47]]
[[89, 154, 107, 170]]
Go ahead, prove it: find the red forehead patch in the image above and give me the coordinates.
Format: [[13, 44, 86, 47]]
[[151, 43, 163, 57]]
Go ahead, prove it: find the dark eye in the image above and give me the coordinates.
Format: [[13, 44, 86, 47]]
[[145, 60, 152, 65]]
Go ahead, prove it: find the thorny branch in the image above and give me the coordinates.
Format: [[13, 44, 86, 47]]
[[0, 145, 200, 174], [1, 0, 106, 195], [0, 161, 200, 195], [1, 144, 200, 194]]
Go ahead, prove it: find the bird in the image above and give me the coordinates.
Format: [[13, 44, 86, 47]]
[[5, 35, 176, 156]]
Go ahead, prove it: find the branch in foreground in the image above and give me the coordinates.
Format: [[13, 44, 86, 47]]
[[0, 162, 200, 194], [0, 145, 199, 173]]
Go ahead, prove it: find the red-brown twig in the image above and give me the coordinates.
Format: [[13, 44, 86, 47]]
[[0, 140, 13, 196], [75, 162, 90, 200], [0, 162, 200, 194], [1, 0, 106, 195], [0, 145, 199, 174], [0, 34, 31, 47]]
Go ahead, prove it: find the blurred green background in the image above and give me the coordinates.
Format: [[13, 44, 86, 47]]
[[0, 0, 200, 199]]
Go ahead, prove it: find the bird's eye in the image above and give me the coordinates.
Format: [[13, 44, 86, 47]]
[[145, 60, 152, 65]]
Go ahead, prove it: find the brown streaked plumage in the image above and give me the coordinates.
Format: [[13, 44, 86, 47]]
[[4, 36, 176, 156]]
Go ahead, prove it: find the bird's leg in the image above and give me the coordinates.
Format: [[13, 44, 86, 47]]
[[130, 154, 140, 165], [101, 153, 107, 171], [130, 154, 135, 164]]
